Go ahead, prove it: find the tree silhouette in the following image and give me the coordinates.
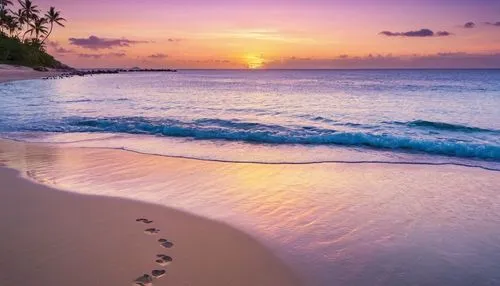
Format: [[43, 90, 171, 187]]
[[40, 6, 65, 45], [0, 0, 66, 50]]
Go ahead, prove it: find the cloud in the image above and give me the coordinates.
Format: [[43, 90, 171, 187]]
[[379, 28, 452, 37], [78, 53, 102, 59], [436, 52, 468, 57], [176, 59, 233, 65], [77, 52, 127, 59], [485, 21, 500, 26], [47, 41, 60, 49], [167, 38, 182, 42], [148, 53, 168, 59], [189, 59, 232, 64], [464, 22, 476, 29], [264, 53, 500, 69], [288, 56, 312, 61], [109, 52, 126, 57], [435, 31, 452, 37], [69, 35, 148, 50], [203, 28, 312, 44], [55, 47, 74, 54], [47, 41, 74, 54]]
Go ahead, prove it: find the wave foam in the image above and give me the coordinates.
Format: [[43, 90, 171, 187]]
[[19, 116, 500, 161]]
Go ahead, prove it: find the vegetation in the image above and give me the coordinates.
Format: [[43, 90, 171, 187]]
[[0, 0, 67, 68]]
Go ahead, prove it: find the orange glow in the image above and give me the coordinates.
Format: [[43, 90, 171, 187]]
[[245, 54, 265, 69], [33, 0, 500, 69]]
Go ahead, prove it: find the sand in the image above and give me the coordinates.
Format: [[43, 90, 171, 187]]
[[0, 166, 301, 286], [0, 64, 64, 83], [2, 138, 498, 285]]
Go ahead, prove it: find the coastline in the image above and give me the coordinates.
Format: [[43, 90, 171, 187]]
[[0, 165, 301, 286], [0, 64, 180, 84], [1, 138, 499, 285], [0, 64, 65, 83]]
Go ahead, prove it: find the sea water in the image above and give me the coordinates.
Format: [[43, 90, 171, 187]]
[[1, 69, 500, 285], [1, 70, 499, 167]]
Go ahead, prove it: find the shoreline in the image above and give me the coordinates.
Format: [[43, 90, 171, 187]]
[[0, 64, 66, 84], [0, 64, 178, 84], [0, 165, 301, 286], [1, 138, 499, 285], [2, 135, 497, 172]]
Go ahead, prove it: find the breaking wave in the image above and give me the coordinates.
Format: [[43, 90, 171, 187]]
[[17, 116, 500, 161]]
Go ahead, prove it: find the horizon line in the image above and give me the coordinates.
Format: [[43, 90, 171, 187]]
[[77, 67, 500, 71]]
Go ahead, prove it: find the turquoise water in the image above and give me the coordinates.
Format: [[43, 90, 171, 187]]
[[1, 70, 499, 167]]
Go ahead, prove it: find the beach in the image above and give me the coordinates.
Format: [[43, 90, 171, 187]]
[[0, 64, 64, 83], [1, 138, 499, 285], [1, 0, 499, 283], [0, 163, 301, 286]]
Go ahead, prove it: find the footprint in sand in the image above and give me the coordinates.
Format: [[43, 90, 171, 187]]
[[133, 274, 153, 286], [155, 254, 173, 266], [133, 219, 173, 284], [144, 228, 160, 235], [158, 238, 174, 248], [152, 269, 166, 279], [136, 218, 153, 224]]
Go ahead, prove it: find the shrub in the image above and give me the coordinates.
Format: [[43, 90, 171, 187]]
[[0, 35, 66, 68]]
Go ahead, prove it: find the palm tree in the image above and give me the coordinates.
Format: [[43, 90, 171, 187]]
[[18, 0, 39, 40], [40, 6, 64, 45], [0, 0, 13, 15], [10, 8, 25, 37], [0, 7, 11, 35], [6, 15, 19, 37], [24, 16, 46, 41], [0, 0, 13, 32]]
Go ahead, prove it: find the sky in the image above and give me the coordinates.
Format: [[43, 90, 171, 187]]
[[23, 0, 500, 68]]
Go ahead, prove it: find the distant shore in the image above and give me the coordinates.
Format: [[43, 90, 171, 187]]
[[0, 64, 177, 84], [0, 163, 301, 286]]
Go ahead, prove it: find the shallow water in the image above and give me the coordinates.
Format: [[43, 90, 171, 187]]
[[0, 140, 499, 286]]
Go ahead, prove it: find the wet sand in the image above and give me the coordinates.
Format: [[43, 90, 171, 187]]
[[0, 64, 64, 83], [0, 138, 499, 285], [0, 166, 301, 286]]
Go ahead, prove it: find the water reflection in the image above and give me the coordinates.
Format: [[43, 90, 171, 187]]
[[1, 139, 499, 286]]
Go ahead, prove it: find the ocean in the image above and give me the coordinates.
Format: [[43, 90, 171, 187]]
[[1, 69, 500, 285], [1, 69, 499, 167]]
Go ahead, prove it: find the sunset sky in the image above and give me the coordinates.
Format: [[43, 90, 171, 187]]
[[29, 0, 500, 68]]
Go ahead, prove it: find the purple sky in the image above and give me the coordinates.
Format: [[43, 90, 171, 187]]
[[28, 0, 500, 68]]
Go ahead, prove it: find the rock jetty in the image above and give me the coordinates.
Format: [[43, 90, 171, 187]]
[[42, 68, 177, 80]]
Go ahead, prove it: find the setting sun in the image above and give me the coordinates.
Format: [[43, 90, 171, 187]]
[[244, 54, 265, 69]]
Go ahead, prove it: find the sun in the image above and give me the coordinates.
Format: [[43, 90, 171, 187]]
[[244, 54, 264, 69]]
